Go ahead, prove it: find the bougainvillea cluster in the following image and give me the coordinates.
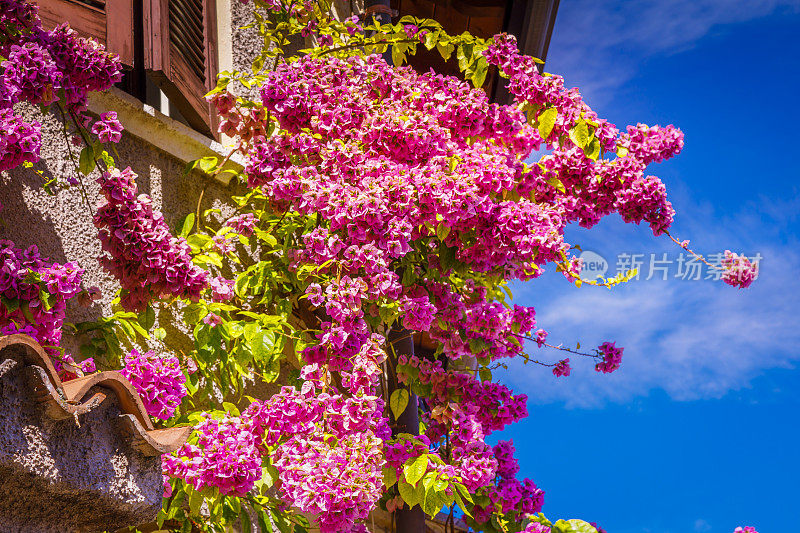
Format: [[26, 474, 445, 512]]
[[594, 341, 623, 374], [119, 348, 187, 420], [163, 413, 261, 497], [94, 167, 208, 311], [552, 358, 571, 377], [0, 0, 122, 171], [470, 440, 544, 522], [224, 213, 258, 237], [208, 275, 235, 302], [721, 251, 759, 289], [184, 25, 761, 529], [91, 111, 123, 143], [0, 0, 764, 531], [397, 354, 528, 435], [243, 353, 391, 532], [166, 351, 392, 532], [0, 239, 82, 355]]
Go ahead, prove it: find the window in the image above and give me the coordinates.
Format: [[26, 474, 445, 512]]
[[143, 0, 219, 137], [36, 0, 135, 66], [35, 0, 220, 139]]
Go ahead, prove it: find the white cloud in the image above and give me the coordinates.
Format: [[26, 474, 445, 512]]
[[694, 518, 713, 532], [498, 192, 800, 407], [547, 0, 800, 103]]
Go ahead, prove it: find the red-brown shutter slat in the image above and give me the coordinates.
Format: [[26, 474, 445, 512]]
[[34, 0, 135, 67], [144, 0, 219, 138]]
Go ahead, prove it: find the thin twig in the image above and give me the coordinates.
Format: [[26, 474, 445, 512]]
[[57, 104, 95, 216], [665, 230, 720, 270]]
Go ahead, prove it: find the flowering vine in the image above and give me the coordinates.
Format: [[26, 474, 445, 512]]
[[0, 0, 763, 532]]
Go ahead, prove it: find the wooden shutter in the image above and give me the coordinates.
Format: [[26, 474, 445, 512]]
[[34, 0, 135, 67], [143, 0, 219, 138]]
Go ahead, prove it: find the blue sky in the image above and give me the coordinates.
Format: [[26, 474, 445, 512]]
[[495, 2, 800, 532]]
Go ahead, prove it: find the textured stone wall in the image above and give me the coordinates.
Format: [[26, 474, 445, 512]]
[[0, 2, 259, 356], [0, 8, 257, 530], [0, 360, 162, 532]]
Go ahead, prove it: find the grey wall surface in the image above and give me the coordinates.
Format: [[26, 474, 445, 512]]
[[0, 360, 162, 532], [0, 104, 236, 357], [0, 0, 261, 357]]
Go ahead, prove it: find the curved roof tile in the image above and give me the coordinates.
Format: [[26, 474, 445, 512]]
[[0, 334, 191, 456]]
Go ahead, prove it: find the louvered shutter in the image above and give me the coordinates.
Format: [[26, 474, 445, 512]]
[[35, 0, 135, 66], [143, 0, 219, 138]]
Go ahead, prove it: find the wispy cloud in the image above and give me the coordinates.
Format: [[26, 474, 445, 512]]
[[694, 519, 713, 532], [499, 191, 800, 407], [548, 0, 800, 104]]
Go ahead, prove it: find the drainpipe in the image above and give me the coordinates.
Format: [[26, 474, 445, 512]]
[[365, 0, 394, 63], [387, 325, 426, 533], [363, 2, 424, 531]]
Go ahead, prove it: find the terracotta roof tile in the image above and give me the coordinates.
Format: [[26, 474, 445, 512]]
[[0, 334, 190, 456]]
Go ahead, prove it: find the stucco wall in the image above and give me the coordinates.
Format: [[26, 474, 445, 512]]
[[0, 4, 264, 361], [0, 360, 162, 532], [1, 104, 236, 357]]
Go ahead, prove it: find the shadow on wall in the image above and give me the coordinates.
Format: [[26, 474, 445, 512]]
[[0, 340, 167, 531], [0, 101, 238, 360]]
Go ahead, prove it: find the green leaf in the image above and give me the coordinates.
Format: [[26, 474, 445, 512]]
[[547, 175, 566, 194], [78, 145, 96, 175], [423, 486, 446, 517], [392, 46, 406, 66], [552, 519, 599, 533], [258, 510, 274, 533], [455, 482, 474, 505], [179, 213, 196, 238], [184, 156, 219, 176], [471, 58, 488, 88], [243, 322, 260, 341], [138, 305, 156, 331], [271, 509, 291, 533], [195, 253, 222, 268], [251, 329, 276, 360], [403, 454, 429, 486], [1, 295, 19, 313], [455, 492, 472, 518], [401, 267, 416, 287], [537, 107, 558, 140], [398, 480, 419, 508], [240, 509, 252, 533], [569, 121, 590, 149], [223, 401, 241, 416], [438, 243, 458, 273], [436, 223, 451, 241], [116, 318, 136, 339], [479, 368, 492, 382], [38, 290, 51, 311], [383, 466, 398, 488], [254, 229, 278, 246], [468, 338, 487, 354], [390, 389, 410, 420], [584, 137, 601, 160], [259, 465, 277, 490], [186, 233, 212, 252], [79, 343, 97, 358], [126, 318, 150, 339], [424, 31, 438, 50], [436, 42, 455, 61], [188, 487, 204, 516]]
